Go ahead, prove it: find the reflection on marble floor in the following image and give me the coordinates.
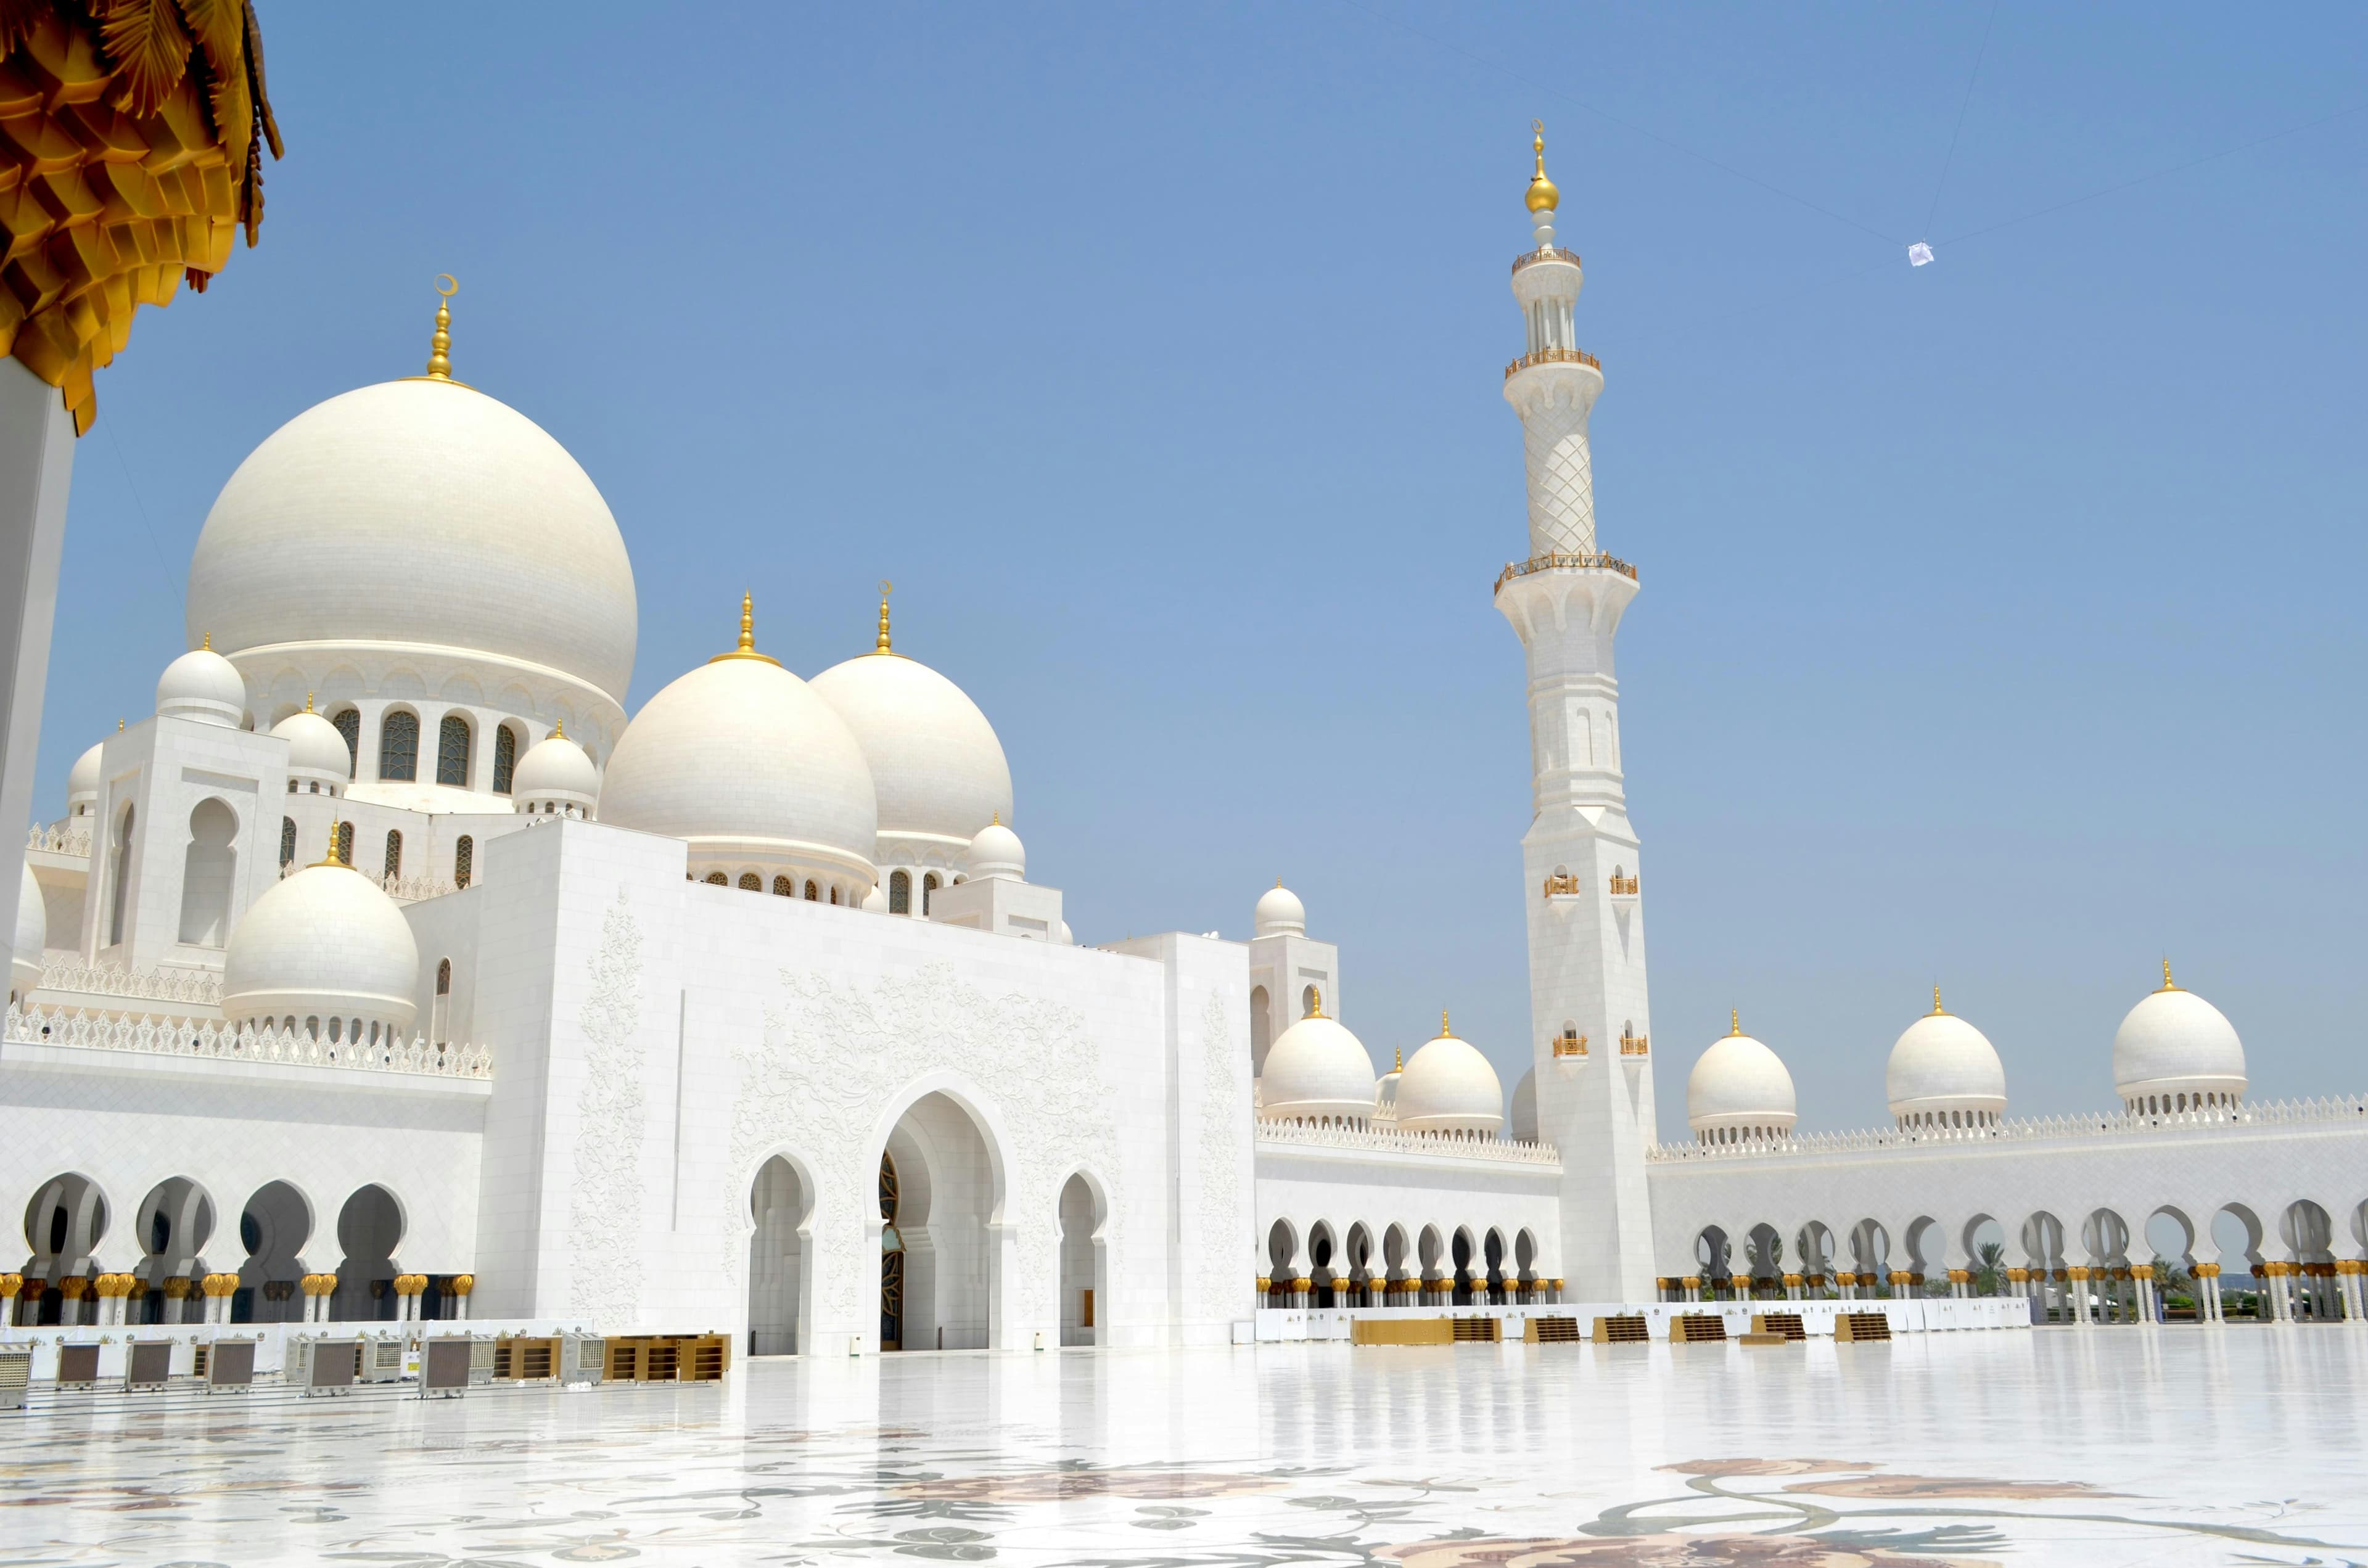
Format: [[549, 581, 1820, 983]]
[[2, 1327, 2364, 1567]]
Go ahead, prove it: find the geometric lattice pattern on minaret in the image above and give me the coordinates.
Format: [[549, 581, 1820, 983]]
[[1516, 380, 1597, 557]]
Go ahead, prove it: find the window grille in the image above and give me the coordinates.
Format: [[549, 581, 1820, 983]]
[[436, 714, 471, 787], [454, 835, 474, 889], [279, 816, 295, 867], [384, 831, 403, 878], [491, 724, 517, 794], [804, 880, 818, 901], [773, 875, 792, 896], [738, 872, 761, 890], [923, 872, 939, 915], [705, 871, 727, 885], [331, 709, 360, 777], [379, 711, 419, 781], [335, 821, 354, 865], [889, 869, 910, 914]]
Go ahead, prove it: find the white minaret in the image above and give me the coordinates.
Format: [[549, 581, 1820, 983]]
[[1494, 124, 1659, 1303]]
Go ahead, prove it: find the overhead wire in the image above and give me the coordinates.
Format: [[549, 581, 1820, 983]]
[[1921, 0, 1999, 239]]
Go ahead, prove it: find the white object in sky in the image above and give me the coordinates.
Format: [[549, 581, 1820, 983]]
[[1908, 242, 1935, 266]]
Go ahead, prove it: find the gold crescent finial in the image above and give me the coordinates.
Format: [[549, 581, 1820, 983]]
[[1526, 120, 1559, 214], [708, 589, 781, 665], [313, 813, 348, 868], [425, 274, 456, 379], [876, 579, 894, 653]]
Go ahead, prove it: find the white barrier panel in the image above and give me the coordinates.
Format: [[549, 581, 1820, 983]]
[[0, 1318, 597, 1383], [1254, 1297, 2036, 1342]]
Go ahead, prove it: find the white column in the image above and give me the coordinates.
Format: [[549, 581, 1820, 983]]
[[0, 360, 75, 924]]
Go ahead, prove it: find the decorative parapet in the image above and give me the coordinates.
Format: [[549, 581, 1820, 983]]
[[1495, 551, 1640, 593], [380, 874, 456, 903], [1510, 245, 1581, 278], [1504, 345, 1601, 379], [5, 1001, 490, 1082], [25, 824, 89, 858], [1645, 1094, 2368, 1164], [37, 961, 220, 1007], [1257, 1119, 1561, 1167]]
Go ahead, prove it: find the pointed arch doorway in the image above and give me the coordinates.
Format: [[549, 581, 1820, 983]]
[[879, 1152, 905, 1351]]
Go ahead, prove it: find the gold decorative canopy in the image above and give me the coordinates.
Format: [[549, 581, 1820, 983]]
[[709, 592, 781, 666], [1525, 120, 1559, 214], [0, 0, 285, 432]]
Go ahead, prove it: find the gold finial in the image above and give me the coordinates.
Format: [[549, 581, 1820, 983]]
[[117, 718, 124, 732], [1308, 986, 1324, 1019], [1931, 985, 1946, 1016], [1730, 1008, 1741, 1036], [1393, 1047, 1403, 1072], [708, 591, 781, 665], [313, 815, 348, 869], [1441, 1008, 1452, 1037], [201, 631, 210, 651], [553, 717, 565, 740], [424, 274, 457, 379], [2158, 958, 2178, 993], [1276, 877, 1283, 889], [1526, 119, 1560, 215], [992, 810, 1000, 826], [305, 691, 314, 713], [876, 579, 894, 654]]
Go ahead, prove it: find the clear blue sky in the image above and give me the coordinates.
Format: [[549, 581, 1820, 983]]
[[36, 4, 2368, 1131]]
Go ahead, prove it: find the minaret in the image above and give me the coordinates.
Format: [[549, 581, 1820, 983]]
[[1494, 124, 1659, 1303]]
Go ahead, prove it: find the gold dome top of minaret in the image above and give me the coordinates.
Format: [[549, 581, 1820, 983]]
[[1526, 121, 1560, 214]]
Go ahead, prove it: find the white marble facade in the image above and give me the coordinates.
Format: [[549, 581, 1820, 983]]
[[7, 133, 2367, 1358]]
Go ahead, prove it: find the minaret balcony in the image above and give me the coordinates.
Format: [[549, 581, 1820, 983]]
[[1609, 874, 1639, 899], [1511, 245, 1582, 278], [1552, 1030, 1589, 1059], [1495, 551, 1638, 595], [1505, 345, 1600, 379], [1541, 872, 1584, 898], [1619, 1032, 1650, 1057]]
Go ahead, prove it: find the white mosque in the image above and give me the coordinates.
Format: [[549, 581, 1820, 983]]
[[6, 134, 2365, 1352]]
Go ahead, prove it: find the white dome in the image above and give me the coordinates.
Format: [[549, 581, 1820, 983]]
[[14, 865, 46, 998], [2113, 972, 2246, 1110], [1885, 995, 2007, 1127], [1508, 1066, 1537, 1143], [155, 646, 245, 727], [271, 707, 352, 783], [1259, 1004, 1377, 1123], [1686, 1015, 1798, 1139], [65, 741, 102, 808], [1375, 1053, 1403, 1118], [964, 821, 1024, 881], [598, 612, 876, 891], [513, 729, 599, 816], [1394, 1019, 1505, 1136], [1254, 882, 1306, 938], [187, 377, 638, 715], [222, 860, 418, 1035], [810, 641, 1010, 863]]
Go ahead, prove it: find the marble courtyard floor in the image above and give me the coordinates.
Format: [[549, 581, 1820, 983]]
[[3, 1326, 2364, 1567]]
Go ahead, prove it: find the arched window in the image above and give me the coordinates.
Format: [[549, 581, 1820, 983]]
[[279, 816, 296, 868], [704, 871, 727, 885], [829, 887, 839, 905], [335, 821, 354, 866], [379, 711, 419, 782], [491, 724, 518, 794], [107, 802, 134, 946], [922, 872, 939, 915], [331, 709, 360, 778], [453, 835, 474, 889], [179, 798, 238, 946], [436, 714, 471, 787], [383, 831, 403, 879], [737, 872, 761, 891], [772, 875, 792, 896], [804, 880, 818, 901], [432, 958, 451, 1046], [889, 870, 911, 914]]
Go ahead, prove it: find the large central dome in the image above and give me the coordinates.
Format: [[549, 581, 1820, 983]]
[[187, 377, 639, 710]]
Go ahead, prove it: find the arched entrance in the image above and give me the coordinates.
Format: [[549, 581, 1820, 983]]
[[877, 1091, 1003, 1351], [748, 1155, 810, 1355], [1058, 1172, 1106, 1346]]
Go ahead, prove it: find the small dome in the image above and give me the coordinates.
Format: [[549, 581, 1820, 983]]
[[598, 602, 877, 893], [155, 645, 246, 727], [271, 706, 352, 783], [1056, 919, 1073, 946], [965, 821, 1024, 880], [861, 883, 889, 913], [1885, 992, 2007, 1127], [810, 634, 1011, 863], [1509, 1065, 1537, 1143], [1254, 882, 1305, 938], [14, 864, 46, 998], [222, 857, 419, 1036], [1260, 994, 1376, 1123], [1394, 1016, 1505, 1136], [1375, 1051, 1404, 1119], [512, 728, 599, 816], [2113, 967, 2246, 1111], [66, 741, 103, 807], [1686, 1013, 1797, 1140]]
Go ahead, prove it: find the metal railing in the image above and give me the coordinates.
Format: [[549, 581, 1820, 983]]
[[1505, 345, 1600, 379], [1511, 245, 1581, 277], [1610, 875, 1640, 896], [1619, 1032, 1650, 1057], [1495, 551, 1640, 592]]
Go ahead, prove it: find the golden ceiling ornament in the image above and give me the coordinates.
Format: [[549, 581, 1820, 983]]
[[1, 0, 285, 433]]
